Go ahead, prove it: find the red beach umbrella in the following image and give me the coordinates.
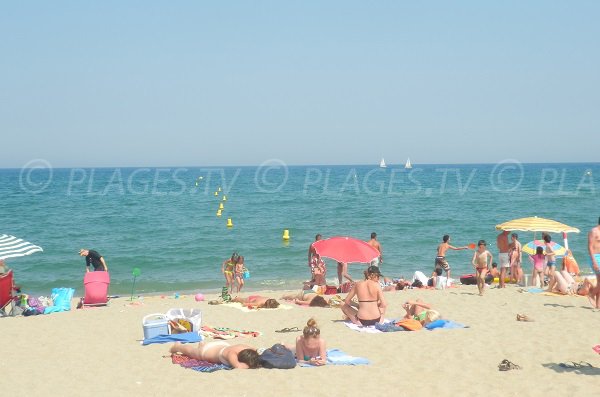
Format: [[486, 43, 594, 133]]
[[311, 236, 380, 264]]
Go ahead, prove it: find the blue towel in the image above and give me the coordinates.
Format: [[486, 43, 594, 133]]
[[375, 322, 408, 332], [425, 319, 468, 330], [298, 349, 370, 366], [142, 332, 202, 346]]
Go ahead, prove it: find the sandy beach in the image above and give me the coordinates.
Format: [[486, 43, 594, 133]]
[[2, 284, 599, 397]]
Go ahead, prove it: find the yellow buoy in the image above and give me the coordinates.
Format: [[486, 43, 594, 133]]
[[222, 196, 227, 201], [214, 191, 219, 196], [216, 210, 222, 217], [282, 229, 290, 240], [219, 203, 224, 210], [218, 187, 222, 192], [226, 218, 233, 227]]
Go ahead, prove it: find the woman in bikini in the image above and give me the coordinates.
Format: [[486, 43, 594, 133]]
[[221, 252, 238, 294], [341, 266, 387, 326], [472, 240, 493, 296], [169, 341, 260, 369], [295, 318, 327, 366], [231, 295, 280, 309], [402, 299, 439, 325], [281, 291, 331, 307]]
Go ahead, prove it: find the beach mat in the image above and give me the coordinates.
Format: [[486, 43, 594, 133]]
[[343, 320, 393, 333], [201, 325, 262, 339], [170, 354, 232, 373], [298, 349, 370, 367]]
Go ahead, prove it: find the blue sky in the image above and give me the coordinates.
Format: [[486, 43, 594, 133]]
[[1, 1, 598, 167]]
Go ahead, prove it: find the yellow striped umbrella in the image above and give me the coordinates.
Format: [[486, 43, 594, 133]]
[[495, 217, 580, 234]]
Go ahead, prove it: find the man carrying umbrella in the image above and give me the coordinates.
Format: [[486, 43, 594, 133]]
[[79, 249, 108, 273], [588, 218, 600, 308]]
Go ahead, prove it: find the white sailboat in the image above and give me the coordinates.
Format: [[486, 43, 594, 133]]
[[404, 158, 412, 169], [379, 158, 387, 168]]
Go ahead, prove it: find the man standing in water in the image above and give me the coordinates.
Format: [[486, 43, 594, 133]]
[[435, 235, 469, 287], [587, 218, 600, 308], [496, 230, 510, 288], [367, 232, 383, 267]]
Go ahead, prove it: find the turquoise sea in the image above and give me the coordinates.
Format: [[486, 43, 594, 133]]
[[1, 162, 598, 296]]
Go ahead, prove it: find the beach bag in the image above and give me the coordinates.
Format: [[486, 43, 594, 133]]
[[324, 285, 338, 295], [243, 269, 250, 279], [259, 343, 296, 369], [166, 308, 202, 334]]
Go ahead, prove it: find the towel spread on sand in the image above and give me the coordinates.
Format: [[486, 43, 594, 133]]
[[343, 320, 394, 333], [142, 332, 202, 346], [170, 354, 232, 372], [298, 349, 370, 367], [220, 302, 294, 312], [424, 319, 469, 330], [201, 325, 262, 339]]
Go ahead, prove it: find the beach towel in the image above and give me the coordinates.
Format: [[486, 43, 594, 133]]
[[298, 349, 370, 367], [200, 325, 262, 340], [519, 287, 544, 293], [343, 320, 393, 333], [424, 319, 469, 330], [44, 288, 75, 314], [142, 332, 202, 346], [170, 354, 232, 373], [220, 302, 294, 312]]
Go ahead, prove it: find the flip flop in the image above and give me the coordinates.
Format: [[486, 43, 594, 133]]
[[516, 314, 534, 322], [275, 327, 301, 333], [593, 345, 600, 354], [498, 359, 521, 371]]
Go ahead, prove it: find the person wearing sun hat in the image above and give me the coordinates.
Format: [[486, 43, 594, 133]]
[[341, 265, 387, 326]]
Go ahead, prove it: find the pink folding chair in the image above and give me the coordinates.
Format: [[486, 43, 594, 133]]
[[83, 271, 110, 306]]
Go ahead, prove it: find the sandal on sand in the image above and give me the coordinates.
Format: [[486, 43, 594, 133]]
[[559, 361, 594, 369], [498, 359, 521, 371], [275, 327, 301, 333], [516, 314, 534, 322]]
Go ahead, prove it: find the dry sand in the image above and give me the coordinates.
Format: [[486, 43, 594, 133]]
[[2, 285, 599, 397]]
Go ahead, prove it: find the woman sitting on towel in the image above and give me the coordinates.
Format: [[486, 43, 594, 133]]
[[281, 291, 331, 307], [170, 341, 260, 369], [295, 318, 327, 366], [341, 266, 387, 326], [231, 295, 280, 309]]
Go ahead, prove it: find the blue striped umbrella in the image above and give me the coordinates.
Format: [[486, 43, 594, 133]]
[[0, 234, 43, 261]]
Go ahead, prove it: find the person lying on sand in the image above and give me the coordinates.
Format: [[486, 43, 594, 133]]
[[170, 341, 260, 369], [231, 295, 280, 309], [402, 299, 440, 325], [281, 291, 331, 307]]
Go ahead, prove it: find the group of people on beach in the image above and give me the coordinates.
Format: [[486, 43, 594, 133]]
[[174, 218, 600, 369]]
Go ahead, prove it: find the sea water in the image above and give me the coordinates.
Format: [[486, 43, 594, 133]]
[[0, 162, 597, 295]]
